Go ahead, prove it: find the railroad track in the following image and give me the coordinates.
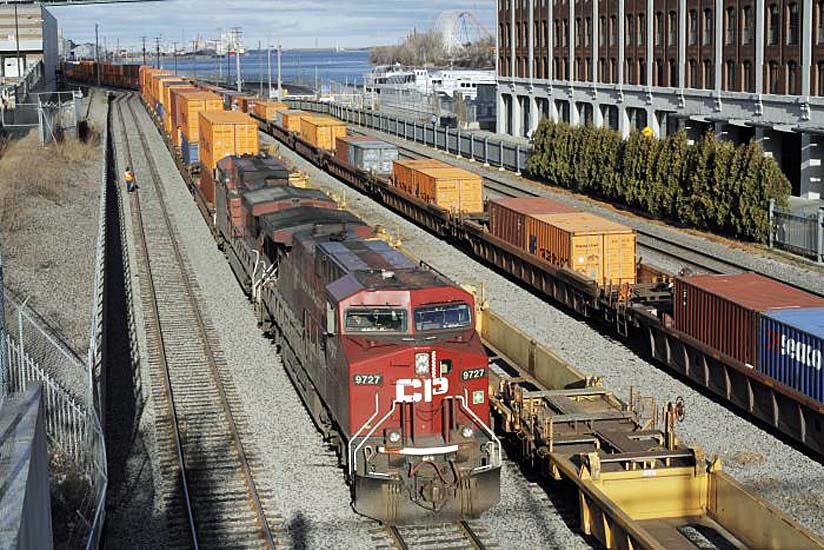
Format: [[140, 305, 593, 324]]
[[114, 92, 280, 549], [376, 521, 495, 550]]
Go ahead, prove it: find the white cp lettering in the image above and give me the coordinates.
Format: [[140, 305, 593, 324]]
[[395, 378, 450, 403]]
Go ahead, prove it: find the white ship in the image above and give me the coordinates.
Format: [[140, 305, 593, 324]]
[[365, 63, 494, 100]]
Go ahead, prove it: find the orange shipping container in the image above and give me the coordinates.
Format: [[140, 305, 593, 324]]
[[149, 74, 176, 111], [525, 212, 637, 286], [391, 159, 448, 195], [300, 116, 347, 150], [172, 90, 223, 147], [488, 197, 578, 251], [253, 100, 289, 120], [412, 167, 484, 214], [238, 95, 258, 113], [279, 110, 312, 133], [198, 111, 260, 204], [160, 82, 196, 134]]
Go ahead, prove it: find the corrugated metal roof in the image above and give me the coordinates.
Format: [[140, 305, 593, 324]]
[[680, 273, 824, 312], [530, 212, 634, 233]]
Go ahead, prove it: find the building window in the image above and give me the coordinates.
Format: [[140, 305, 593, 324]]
[[702, 9, 713, 45], [768, 5, 779, 45], [638, 14, 646, 45], [668, 11, 677, 46], [611, 58, 618, 82], [600, 16, 606, 46], [626, 14, 634, 45], [639, 60, 647, 85], [656, 59, 664, 85], [787, 61, 798, 93], [726, 61, 737, 90], [576, 17, 582, 47], [743, 61, 752, 91], [516, 23, 521, 48], [610, 15, 617, 46], [689, 10, 698, 45], [787, 3, 799, 45], [669, 58, 678, 86], [703, 60, 713, 88], [768, 61, 780, 93], [585, 17, 591, 47], [818, 61, 824, 94], [554, 20, 560, 47], [625, 57, 633, 83], [725, 8, 736, 44], [688, 59, 698, 87], [655, 13, 664, 46], [818, 0, 824, 44], [742, 7, 753, 44]]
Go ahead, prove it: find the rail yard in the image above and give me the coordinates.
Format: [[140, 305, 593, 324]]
[[29, 59, 817, 550]]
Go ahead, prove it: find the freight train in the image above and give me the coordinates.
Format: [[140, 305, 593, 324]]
[[64, 61, 824, 457]]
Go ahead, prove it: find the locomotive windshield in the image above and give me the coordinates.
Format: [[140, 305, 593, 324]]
[[345, 308, 408, 333], [414, 303, 472, 332]]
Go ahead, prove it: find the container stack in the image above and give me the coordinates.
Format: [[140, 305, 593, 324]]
[[299, 116, 347, 150], [673, 273, 824, 400], [391, 159, 449, 195], [198, 111, 260, 204], [486, 197, 637, 286], [277, 110, 311, 133], [335, 136, 398, 174], [158, 79, 196, 134], [171, 90, 224, 165], [253, 101, 289, 121]]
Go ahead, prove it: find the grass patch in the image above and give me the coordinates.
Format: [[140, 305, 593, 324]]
[[0, 128, 101, 233]]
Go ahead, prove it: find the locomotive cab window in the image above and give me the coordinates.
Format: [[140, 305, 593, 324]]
[[344, 308, 408, 333], [414, 303, 472, 332]]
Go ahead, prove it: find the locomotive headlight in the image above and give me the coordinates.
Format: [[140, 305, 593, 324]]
[[415, 352, 429, 376], [387, 430, 402, 444], [460, 426, 474, 439]]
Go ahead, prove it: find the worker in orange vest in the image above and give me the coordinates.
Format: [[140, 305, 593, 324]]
[[124, 166, 136, 192]]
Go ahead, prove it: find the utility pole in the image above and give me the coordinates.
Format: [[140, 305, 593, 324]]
[[173, 41, 178, 75], [267, 41, 272, 99], [277, 43, 282, 99], [232, 27, 243, 92], [141, 36, 147, 66], [94, 23, 100, 85], [13, 4, 22, 79], [258, 40, 263, 97], [155, 36, 162, 69], [314, 65, 318, 95]]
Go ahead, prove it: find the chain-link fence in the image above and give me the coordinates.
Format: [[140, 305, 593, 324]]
[[0, 90, 82, 144], [769, 200, 824, 264]]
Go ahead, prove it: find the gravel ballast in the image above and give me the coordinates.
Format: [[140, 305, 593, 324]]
[[270, 133, 824, 540], [129, 96, 378, 549]]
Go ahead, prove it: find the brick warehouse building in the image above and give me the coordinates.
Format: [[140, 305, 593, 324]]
[[496, 0, 824, 198]]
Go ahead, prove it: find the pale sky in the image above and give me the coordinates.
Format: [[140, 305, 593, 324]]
[[49, 0, 495, 50]]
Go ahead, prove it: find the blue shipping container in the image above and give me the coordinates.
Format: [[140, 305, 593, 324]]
[[759, 307, 824, 403], [181, 135, 199, 166]]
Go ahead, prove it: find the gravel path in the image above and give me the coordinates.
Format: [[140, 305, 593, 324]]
[[353, 125, 824, 294], [129, 97, 377, 549], [270, 133, 824, 540]]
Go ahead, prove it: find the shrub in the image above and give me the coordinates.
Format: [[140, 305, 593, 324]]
[[525, 120, 790, 242]]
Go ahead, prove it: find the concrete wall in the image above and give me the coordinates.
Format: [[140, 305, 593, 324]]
[[0, 5, 56, 88], [0, 385, 53, 550]]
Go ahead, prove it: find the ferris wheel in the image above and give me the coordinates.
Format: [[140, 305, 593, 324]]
[[436, 11, 493, 53]]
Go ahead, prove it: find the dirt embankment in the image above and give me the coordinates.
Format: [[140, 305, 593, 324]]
[[0, 90, 107, 356]]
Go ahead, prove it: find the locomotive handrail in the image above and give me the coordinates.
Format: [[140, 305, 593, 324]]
[[348, 393, 389, 478], [455, 394, 502, 469]]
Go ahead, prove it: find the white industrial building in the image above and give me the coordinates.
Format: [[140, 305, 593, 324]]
[[0, 3, 58, 90]]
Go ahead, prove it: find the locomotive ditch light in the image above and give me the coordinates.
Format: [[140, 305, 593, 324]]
[[460, 425, 474, 439], [387, 429, 402, 445], [415, 352, 429, 376]]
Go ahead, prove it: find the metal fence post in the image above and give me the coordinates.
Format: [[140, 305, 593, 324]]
[[469, 133, 475, 162], [499, 140, 505, 170], [515, 144, 522, 175], [457, 129, 462, 158], [768, 199, 775, 249], [484, 137, 490, 166], [818, 207, 823, 264]]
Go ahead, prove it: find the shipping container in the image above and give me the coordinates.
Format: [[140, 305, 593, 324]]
[[350, 140, 398, 174], [335, 135, 373, 165], [277, 110, 311, 133], [299, 116, 347, 150], [391, 159, 449, 195], [159, 81, 195, 134], [759, 307, 824, 403], [673, 273, 824, 367], [181, 134, 199, 166], [253, 100, 289, 120], [222, 91, 254, 111], [150, 75, 178, 113], [172, 90, 224, 147], [526, 212, 636, 286], [238, 95, 257, 113], [412, 167, 484, 214], [198, 111, 260, 203], [488, 197, 578, 251]]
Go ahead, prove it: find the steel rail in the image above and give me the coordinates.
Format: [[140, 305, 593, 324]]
[[385, 521, 488, 550], [119, 92, 277, 549]]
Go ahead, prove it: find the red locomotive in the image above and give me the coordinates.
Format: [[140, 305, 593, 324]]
[[213, 155, 502, 524]]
